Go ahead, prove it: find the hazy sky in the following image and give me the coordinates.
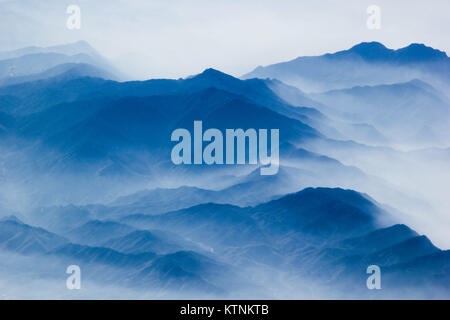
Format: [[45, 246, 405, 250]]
[[1, 0, 449, 79]]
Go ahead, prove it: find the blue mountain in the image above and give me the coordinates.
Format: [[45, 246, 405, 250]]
[[52, 243, 156, 268], [0, 66, 320, 122], [312, 79, 450, 146], [121, 203, 267, 250], [363, 235, 440, 266], [120, 187, 386, 255], [15, 87, 320, 163], [0, 110, 15, 134], [0, 53, 99, 79], [243, 42, 449, 91], [252, 187, 385, 240], [383, 250, 450, 293], [135, 250, 230, 293], [330, 42, 448, 64], [2, 186, 449, 297], [340, 224, 419, 253], [116, 186, 448, 297], [4, 62, 402, 215], [0, 63, 117, 87], [0, 40, 101, 60], [66, 220, 135, 245], [51, 244, 233, 294], [0, 40, 122, 81], [0, 40, 448, 298], [0, 218, 68, 254], [102, 230, 183, 255], [28, 204, 92, 234], [108, 186, 220, 216]]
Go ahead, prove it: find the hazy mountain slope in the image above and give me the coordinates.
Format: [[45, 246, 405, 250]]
[[243, 42, 449, 92], [107, 186, 220, 216], [2, 187, 449, 298], [66, 220, 136, 245], [102, 230, 183, 255], [252, 187, 385, 240], [121, 188, 386, 252], [0, 217, 69, 254], [0, 41, 101, 60], [383, 250, 450, 293], [0, 217, 236, 294], [27, 205, 92, 234], [0, 40, 122, 80], [0, 52, 100, 79], [267, 78, 390, 145], [340, 224, 419, 254], [311, 79, 450, 146], [0, 67, 319, 122], [16, 88, 320, 163], [121, 203, 267, 250], [0, 63, 117, 87]]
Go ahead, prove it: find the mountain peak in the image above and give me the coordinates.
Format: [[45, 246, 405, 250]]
[[73, 39, 92, 47], [194, 68, 234, 80], [350, 41, 389, 52], [202, 67, 222, 74], [0, 215, 24, 224], [396, 43, 448, 61], [335, 41, 447, 63], [328, 42, 391, 61]]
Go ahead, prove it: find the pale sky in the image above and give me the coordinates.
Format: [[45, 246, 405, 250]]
[[1, 0, 449, 79]]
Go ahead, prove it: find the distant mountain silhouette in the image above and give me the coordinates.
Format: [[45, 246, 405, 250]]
[[330, 42, 447, 64], [0, 41, 122, 84], [0, 63, 116, 87], [0, 67, 319, 121], [0, 40, 449, 298], [2, 186, 449, 297], [0, 53, 109, 79], [340, 224, 418, 253], [14, 86, 320, 162], [2, 63, 405, 210], [243, 42, 449, 91], [0, 41, 100, 60], [253, 187, 385, 239], [311, 79, 450, 146], [66, 220, 135, 245], [102, 230, 183, 255], [116, 187, 448, 297], [0, 219, 68, 254]]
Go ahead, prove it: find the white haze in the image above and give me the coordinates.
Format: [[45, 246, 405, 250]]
[[0, 0, 449, 79]]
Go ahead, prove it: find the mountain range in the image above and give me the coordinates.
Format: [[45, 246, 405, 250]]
[[243, 42, 450, 93], [0, 40, 448, 299], [1, 187, 448, 298]]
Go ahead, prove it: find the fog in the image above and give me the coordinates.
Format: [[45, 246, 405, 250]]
[[1, 0, 449, 79], [0, 0, 449, 299]]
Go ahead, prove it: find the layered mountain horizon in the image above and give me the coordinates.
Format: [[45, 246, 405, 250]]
[[243, 41, 450, 92], [0, 40, 448, 299], [1, 187, 448, 299]]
